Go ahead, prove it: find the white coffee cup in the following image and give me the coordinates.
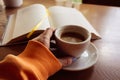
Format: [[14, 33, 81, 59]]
[[55, 25, 91, 58], [3, 0, 23, 7]]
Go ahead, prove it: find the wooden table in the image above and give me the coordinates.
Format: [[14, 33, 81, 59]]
[[1, 0, 120, 80]]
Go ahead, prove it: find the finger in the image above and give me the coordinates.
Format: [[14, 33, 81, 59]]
[[58, 57, 73, 67], [41, 28, 54, 48], [32, 28, 54, 48], [58, 57, 80, 67], [42, 28, 54, 39]]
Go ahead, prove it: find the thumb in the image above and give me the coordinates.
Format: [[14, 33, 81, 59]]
[[33, 28, 54, 48]]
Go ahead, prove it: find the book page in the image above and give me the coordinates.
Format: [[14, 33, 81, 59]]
[[48, 6, 101, 40], [12, 4, 50, 39], [1, 14, 16, 45]]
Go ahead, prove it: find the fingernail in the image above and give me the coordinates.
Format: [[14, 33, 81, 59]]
[[72, 57, 79, 62]]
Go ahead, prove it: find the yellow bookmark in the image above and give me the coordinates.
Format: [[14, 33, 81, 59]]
[[27, 9, 49, 38]]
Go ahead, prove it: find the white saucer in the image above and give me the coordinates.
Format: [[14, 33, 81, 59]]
[[63, 43, 99, 71]]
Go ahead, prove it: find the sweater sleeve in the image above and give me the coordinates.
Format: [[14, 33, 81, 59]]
[[0, 40, 62, 80]]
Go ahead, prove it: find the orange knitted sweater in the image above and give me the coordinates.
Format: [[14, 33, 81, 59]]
[[0, 40, 62, 80]]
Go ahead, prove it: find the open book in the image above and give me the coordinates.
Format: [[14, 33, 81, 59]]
[[0, 4, 101, 46]]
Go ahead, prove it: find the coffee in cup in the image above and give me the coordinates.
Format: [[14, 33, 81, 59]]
[[61, 32, 85, 43], [55, 25, 91, 58]]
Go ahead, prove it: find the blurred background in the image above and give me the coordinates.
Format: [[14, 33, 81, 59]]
[[83, 0, 120, 7]]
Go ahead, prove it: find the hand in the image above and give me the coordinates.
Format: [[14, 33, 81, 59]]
[[32, 28, 73, 67], [32, 28, 54, 48]]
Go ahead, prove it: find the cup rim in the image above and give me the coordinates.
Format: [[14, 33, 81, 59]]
[[55, 25, 91, 44]]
